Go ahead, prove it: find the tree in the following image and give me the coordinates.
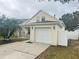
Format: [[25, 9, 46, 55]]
[[54, 0, 78, 4], [73, 11, 79, 25], [60, 11, 79, 31], [0, 15, 20, 40]]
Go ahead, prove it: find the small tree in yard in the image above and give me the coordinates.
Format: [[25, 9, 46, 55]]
[[0, 16, 19, 40]]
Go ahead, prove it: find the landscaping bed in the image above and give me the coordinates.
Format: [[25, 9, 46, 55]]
[[0, 38, 27, 45], [36, 40, 79, 59]]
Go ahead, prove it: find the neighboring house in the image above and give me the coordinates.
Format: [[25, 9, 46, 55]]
[[74, 26, 79, 39], [74, 26, 79, 31], [14, 19, 30, 39], [75, 26, 79, 39], [14, 27, 29, 39], [21, 10, 68, 46]]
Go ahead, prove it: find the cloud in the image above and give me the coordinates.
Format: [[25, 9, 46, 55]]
[[37, 0, 79, 18], [0, 0, 79, 19]]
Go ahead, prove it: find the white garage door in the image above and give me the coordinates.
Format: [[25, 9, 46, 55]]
[[35, 27, 52, 44]]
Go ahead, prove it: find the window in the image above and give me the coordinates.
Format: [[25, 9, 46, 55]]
[[36, 17, 40, 22], [42, 16, 45, 22], [37, 19, 40, 22], [53, 26, 55, 30], [28, 28, 30, 34]]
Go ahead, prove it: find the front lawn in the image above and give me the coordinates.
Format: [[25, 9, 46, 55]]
[[36, 40, 79, 59]]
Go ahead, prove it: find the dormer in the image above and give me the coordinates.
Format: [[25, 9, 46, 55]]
[[31, 10, 57, 22]]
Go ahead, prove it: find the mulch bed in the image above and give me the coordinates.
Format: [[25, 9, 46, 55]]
[[0, 39, 27, 45]]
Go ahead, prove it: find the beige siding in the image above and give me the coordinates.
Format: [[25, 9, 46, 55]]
[[29, 11, 64, 45], [30, 25, 60, 45], [30, 11, 56, 23], [51, 26, 58, 45], [14, 27, 29, 39], [30, 27, 35, 42]]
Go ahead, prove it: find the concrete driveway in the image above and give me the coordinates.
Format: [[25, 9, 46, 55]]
[[0, 41, 50, 59]]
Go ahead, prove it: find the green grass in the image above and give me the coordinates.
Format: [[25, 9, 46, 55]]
[[0, 35, 27, 45], [0, 35, 27, 40], [36, 40, 79, 59]]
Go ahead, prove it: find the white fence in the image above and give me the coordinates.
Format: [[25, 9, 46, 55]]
[[58, 29, 79, 46], [66, 30, 79, 40]]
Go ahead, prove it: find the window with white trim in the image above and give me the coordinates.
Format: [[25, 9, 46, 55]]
[[41, 16, 45, 22]]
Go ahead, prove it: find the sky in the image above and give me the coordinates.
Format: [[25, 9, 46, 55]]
[[0, 0, 79, 19]]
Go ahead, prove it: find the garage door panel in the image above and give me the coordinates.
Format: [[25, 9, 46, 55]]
[[35, 27, 52, 44]]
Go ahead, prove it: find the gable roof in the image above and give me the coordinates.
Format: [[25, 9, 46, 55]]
[[21, 10, 56, 25], [21, 10, 65, 27], [31, 10, 56, 20]]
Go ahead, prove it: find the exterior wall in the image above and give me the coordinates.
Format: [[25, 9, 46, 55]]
[[57, 31, 68, 46], [30, 26, 35, 42], [30, 25, 58, 45], [26, 11, 67, 46], [14, 30, 20, 37], [56, 25, 68, 46], [29, 11, 56, 23], [56, 25, 63, 31], [14, 27, 29, 39], [52, 28, 57, 45]]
